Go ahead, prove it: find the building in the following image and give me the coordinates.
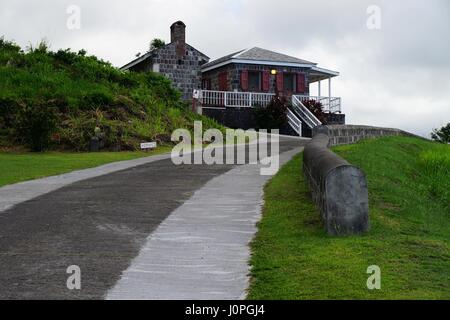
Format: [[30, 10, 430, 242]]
[[201, 47, 329, 96], [197, 47, 344, 136], [121, 21, 209, 100], [121, 21, 344, 136]]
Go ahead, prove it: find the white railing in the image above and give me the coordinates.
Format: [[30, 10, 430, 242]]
[[197, 90, 275, 108], [287, 108, 302, 136], [291, 95, 322, 129], [294, 95, 342, 113], [196, 90, 341, 113], [198, 90, 224, 106]]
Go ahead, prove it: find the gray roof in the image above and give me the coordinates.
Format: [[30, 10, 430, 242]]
[[202, 47, 316, 70], [200, 49, 246, 69]]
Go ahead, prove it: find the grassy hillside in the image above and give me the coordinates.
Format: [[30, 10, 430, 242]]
[[0, 38, 221, 151], [248, 136, 449, 299]]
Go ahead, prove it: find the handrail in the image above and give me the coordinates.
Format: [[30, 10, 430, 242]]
[[291, 95, 322, 129], [286, 108, 302, 136], [196, 90, 341, 114], [198, 90, 275, 108], [294, 95, 342, 113]]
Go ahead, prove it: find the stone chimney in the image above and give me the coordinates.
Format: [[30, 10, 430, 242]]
[[170, 21, 186, 58]]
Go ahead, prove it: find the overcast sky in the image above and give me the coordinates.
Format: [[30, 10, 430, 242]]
[[1, 0, 449, 137]]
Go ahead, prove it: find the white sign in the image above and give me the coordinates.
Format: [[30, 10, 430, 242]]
[[193, 89, 201, 99], [140, 142, 157, 150]]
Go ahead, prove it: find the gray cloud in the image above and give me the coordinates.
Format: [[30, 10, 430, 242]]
[[0, 0, 449, 137]]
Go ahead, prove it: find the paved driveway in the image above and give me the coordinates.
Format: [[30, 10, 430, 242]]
[[0, 137, 307, 299]]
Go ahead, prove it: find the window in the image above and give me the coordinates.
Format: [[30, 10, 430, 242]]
[[283, 73, 295, 92], [248, 71, 261, 91]]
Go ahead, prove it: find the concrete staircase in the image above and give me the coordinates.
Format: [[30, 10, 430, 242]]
[[287, 95, 322, 137]]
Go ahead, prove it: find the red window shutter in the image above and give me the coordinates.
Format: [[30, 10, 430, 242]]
[[276, 72, 283, 91], [224, 72, 228, 90], [218, 73, 223, 90], [219, 72, 228, 91], [297, 73, 306, 93], [262, 71, 270, 91], [241, 70, 249, 91]]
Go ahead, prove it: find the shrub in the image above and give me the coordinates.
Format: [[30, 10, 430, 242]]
[[431, 123, 450, 144], [0, 36, 21, 53], [0, 97, 18, 128], [16, 105, 58, 151], [51, 48, 79, 65], [81, 90, 114, 109], [419, 146, 450, 206], [0, 36, 22, 65], [253, 95, 288, 130], [59, 114, 95, 151], [302, 99, 327, 124], [144, 72, 182, 104]]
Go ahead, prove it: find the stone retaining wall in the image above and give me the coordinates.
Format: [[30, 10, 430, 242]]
[[303, 134, 369, 235], [304, 125, 420, 235], [313, 124, 415, 146], [202, 107, 257, 130]]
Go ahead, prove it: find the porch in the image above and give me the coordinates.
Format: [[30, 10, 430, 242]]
[[194, 89, 345, 137], [194, 89, 342, 114]]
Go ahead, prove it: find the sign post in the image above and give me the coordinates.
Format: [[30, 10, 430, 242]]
[[140, 142, 157, 152]]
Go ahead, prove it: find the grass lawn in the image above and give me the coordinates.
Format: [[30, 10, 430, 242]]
[[248, 136, 450, 299], [0, 145, 172, 187]]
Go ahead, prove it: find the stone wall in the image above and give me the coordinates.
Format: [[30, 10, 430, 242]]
[[324, 113, 345, 125], [201, 106, 340, 137], [202, 63, 311, 95], [313, 124, 416, 146], [304, 124, 420, 235], [303, 134, 369, 235], [202, 107, 257, 130], [297, 114, 345, 138], [129, 43, 209, 100], [201, 107, 294, 135]]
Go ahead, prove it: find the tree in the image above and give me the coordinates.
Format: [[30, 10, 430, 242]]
[[431, 123, 450, 144], [149, 38, 166, 51]]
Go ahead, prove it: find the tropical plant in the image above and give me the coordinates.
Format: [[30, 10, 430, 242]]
[[149, 38, 166, 51], [302, 99, 327, 124]]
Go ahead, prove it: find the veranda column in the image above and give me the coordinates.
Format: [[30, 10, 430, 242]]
[[328, 77, 332, 111], [318, 80, 321, 99]]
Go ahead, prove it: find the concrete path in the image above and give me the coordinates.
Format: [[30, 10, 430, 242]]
[[0, 137, 307, 299], [106, 147, 302, 300]]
